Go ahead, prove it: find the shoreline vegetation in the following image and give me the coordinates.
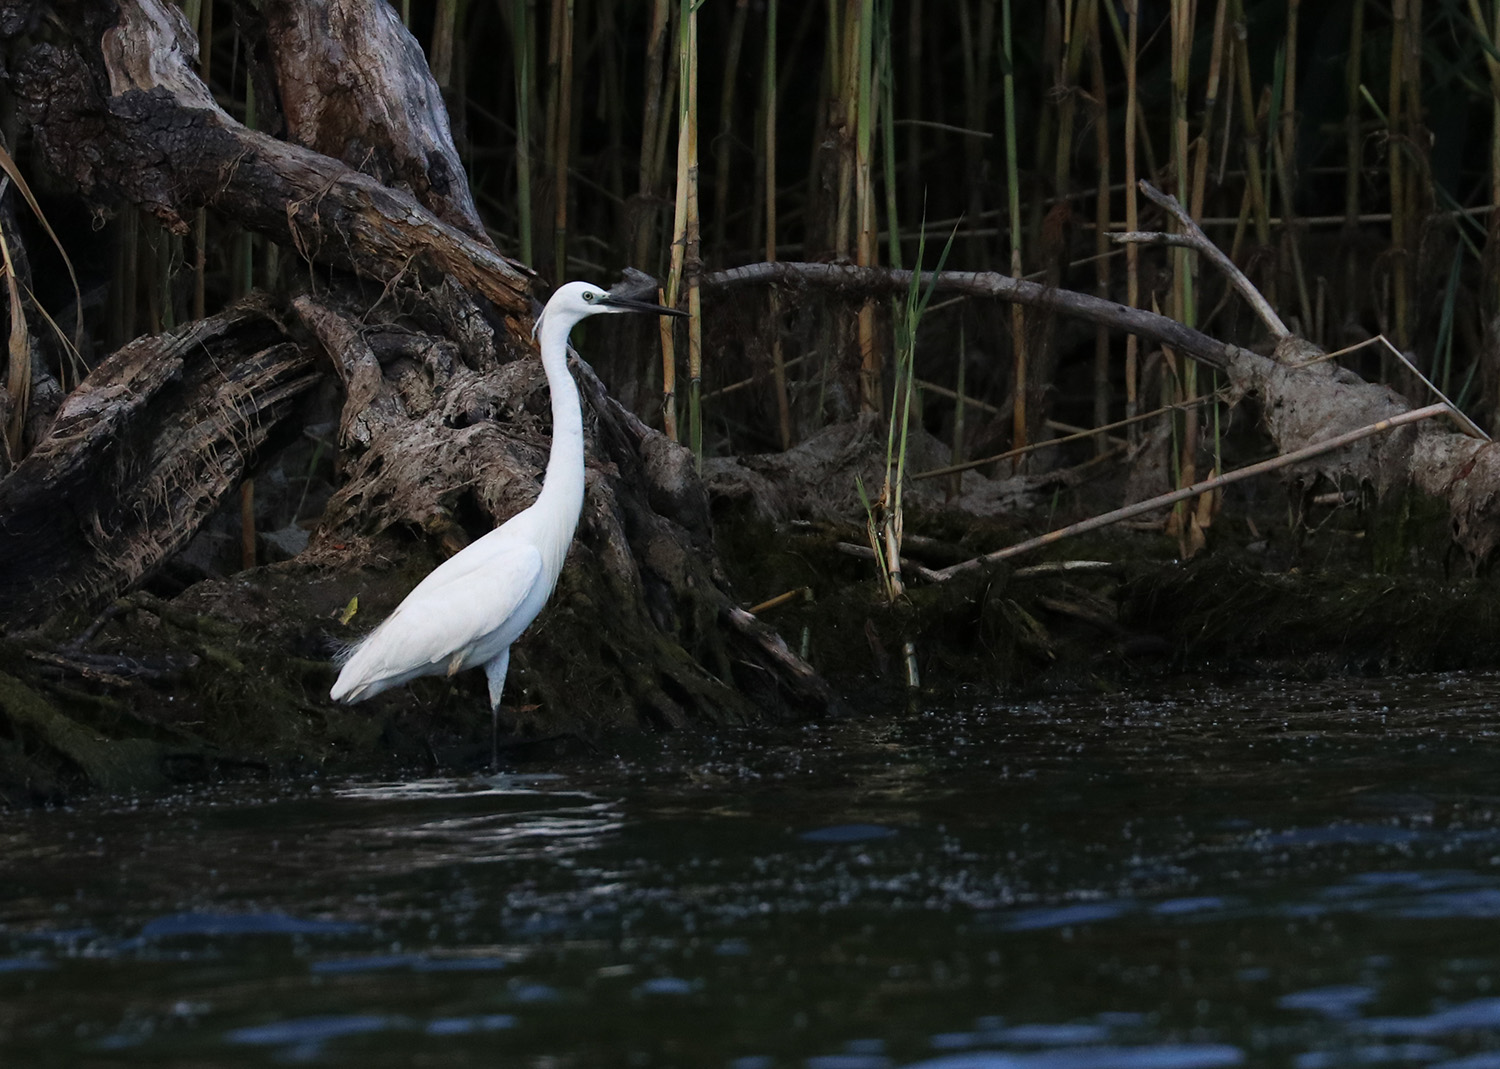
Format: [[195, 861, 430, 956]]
[[3, 0, 1500, 803]]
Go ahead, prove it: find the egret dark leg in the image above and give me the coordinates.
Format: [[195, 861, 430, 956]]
[[484, 648, 511, 769]]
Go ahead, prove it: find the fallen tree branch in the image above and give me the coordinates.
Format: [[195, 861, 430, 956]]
[[704, 261, 1259, 375], [933, 403, 1452, 581], [1121, 181, 1292, 340]]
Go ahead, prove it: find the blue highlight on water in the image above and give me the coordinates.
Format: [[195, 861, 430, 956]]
[[799, 824, 900, 844], [141, 911, 363, 938], [898, 1046, 1246, 1068]]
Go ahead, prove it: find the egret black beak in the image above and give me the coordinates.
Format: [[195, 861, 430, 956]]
[[599, 295, 690, 317]]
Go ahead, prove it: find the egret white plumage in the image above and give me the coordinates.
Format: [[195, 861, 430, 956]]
[[329, 280, 687, 756]]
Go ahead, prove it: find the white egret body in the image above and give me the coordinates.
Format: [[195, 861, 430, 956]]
[[330, 281, 686, 752]]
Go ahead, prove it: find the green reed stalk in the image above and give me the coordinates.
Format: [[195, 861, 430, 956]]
[[867, 219, 953, 607]]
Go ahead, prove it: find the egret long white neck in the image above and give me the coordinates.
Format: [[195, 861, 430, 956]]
[[532, 313, 587, 569]]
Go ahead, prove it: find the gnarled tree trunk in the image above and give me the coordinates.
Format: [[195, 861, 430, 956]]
[[0, 0, 829, 800]]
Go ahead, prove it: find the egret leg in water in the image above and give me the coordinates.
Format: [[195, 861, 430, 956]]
[[329, 280, 687, 764]]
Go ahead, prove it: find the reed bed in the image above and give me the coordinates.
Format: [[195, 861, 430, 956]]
[[8, 1, 1500, 499]]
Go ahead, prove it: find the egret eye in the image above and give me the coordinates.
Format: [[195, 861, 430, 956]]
[[583, 291, 595, 302]]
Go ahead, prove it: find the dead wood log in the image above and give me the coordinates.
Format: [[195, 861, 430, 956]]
[[706, 261, 1500, 563], [14, 0, 531, 315], [0, 302, 316, 624], [294, 290, 833, 732], [4, 0, 832, 731], [258, 0, 489, 241]]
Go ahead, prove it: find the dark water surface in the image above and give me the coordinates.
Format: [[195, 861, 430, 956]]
[[7, 675, 1500, 1068]]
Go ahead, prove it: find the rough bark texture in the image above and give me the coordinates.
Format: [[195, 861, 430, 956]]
[[708, 263, 1500, 564], [14, 0, 532, 314], [259, 0, 488, 240], [0, 0, 831, 799], [0, 303, 314, 624]]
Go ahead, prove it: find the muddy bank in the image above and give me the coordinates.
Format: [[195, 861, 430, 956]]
[[4, 471, 1498, 807]]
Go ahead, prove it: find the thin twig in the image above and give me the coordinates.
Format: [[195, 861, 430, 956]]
[[1125, 180, 1290, 339]]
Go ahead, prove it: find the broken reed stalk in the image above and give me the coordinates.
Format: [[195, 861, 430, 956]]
[[747, 586, 811, 615], [932, 403, 1452, 581]]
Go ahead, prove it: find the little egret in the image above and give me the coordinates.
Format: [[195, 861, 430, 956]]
[[329, 280, 687, 756]]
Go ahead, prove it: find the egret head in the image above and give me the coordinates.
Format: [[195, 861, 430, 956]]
[[534, 279, 688, 338]]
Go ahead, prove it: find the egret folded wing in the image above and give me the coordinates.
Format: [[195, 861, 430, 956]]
[[332, 543, 546, 699]]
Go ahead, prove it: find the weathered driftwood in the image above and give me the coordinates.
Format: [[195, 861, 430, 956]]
[[6, 0, 831, 738], [259, 0, 489, 240], [15, 0, 531, 315], [0, 303, 315, 625], [706, 260, 1500, 562]]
